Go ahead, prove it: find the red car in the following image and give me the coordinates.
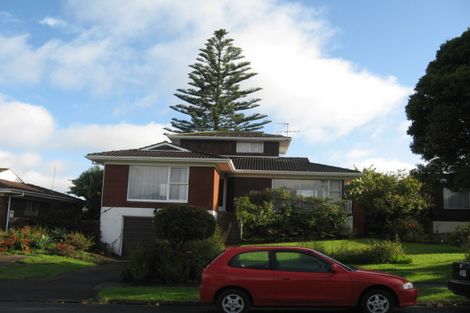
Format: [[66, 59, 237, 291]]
[[200, 246, 417, 313]]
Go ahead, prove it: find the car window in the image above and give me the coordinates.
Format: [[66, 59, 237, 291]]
[[274, 251, 331, 273], [229, 251, 270, 270]]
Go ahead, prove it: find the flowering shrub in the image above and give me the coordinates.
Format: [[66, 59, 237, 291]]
[[54, 243, 76, 257]]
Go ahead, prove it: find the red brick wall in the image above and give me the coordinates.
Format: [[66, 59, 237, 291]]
[[179, 139, 279, 156], [226, 177, 272, 211], [102, 164, 218, 210]]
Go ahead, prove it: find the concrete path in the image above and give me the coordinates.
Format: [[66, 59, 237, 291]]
[[0, 261, 125, 302]]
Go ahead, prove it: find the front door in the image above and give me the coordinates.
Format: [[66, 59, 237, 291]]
[[273, 251, 351, 306]]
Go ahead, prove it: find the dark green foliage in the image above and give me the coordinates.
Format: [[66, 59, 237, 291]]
[[154, 205, 216, 246], [235, 189, 350, 242], [121, 246, 158, 283], [447, 223, 470, 246], [345, 168, 430, 238], [389, 217, 427, 243], [122, 232, 225, 283], [167, 29, 270, 132], [68, 166, 103, 219], [406, 28, 470, 190]]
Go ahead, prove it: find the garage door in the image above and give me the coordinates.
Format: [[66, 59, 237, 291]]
[[122, 216, 155, 257]]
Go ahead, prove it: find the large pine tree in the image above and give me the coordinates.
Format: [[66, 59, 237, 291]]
[[166, 29, 270, 133]]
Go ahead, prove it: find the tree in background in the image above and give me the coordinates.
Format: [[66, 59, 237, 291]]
[[406, 28, 470, 190], [346, 168, 430, 240], [166, 29, 271, 132], [69, 166, 103, 219]]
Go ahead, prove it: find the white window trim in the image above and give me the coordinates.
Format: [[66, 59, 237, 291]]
[[236, 141, 264, 153], [127, 166, 189, 203], [443, 188, 470, 210]]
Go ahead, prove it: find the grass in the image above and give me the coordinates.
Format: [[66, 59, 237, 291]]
[[0, 254, 95, 279], [98, 286, 199, 303], [99, 239, 470, 305]]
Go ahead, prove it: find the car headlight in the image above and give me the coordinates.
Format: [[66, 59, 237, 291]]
[[403, 282, 414, 289]]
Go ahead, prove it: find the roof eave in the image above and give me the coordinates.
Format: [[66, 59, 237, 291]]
[[232, 170, 362, 178]]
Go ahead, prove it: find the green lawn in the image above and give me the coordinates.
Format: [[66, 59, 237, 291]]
[[99, 240, 470, 305], [0, 254, 95, 279], [99, 286, 199, 303]]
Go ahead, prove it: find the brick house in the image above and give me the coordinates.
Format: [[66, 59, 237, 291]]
[[0, 169, 84, 230], [86, 131, 361, 256]]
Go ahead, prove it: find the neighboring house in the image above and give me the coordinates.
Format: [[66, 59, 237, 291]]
[[0, 168, 84, 230], [87, 131, 361, 256], [431, 186, 470, 233]]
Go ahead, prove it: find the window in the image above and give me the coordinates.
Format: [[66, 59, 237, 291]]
[[274, 251, 330, 272], [272, 179, 342, 200], [443, 188, 470, 209], [236, 142, 264, 153], [128, 166, 189, 202], [25, 201, 40, 216], [229, 251, 270, 270]]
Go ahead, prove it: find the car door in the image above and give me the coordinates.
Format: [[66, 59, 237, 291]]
[[227, 250, 275, 305], [272, 250, 351, 306]]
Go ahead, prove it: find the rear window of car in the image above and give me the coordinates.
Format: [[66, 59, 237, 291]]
[[229, 251, 270, 270]]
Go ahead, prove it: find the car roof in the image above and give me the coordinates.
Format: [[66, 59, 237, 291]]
[[225, 246, 313, 253]]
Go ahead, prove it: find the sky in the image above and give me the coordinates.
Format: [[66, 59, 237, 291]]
[[0, 0, 468, 192]]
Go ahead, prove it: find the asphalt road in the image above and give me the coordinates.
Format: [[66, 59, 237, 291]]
[[0, 303, 469, 313]]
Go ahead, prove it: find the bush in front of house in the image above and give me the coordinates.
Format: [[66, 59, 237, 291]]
[[122, 205, 224, 283], [235, 189, 351, 242], [447, 223, 470, 246], [388, 217, 427, 243], [154, 205, 216, 245], [345, 168, 430, 239]]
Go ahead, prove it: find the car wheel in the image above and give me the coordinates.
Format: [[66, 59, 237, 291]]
[[360, 289, 395, 313], [217, 289, 250, 313]]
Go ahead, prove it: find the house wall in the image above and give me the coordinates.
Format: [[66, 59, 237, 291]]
[[102, 164, 220, 210], [428, 185, 470, 232], [226, 177, 272, 211], [179, 139, 280, 156], [0, 197, 6, 230]]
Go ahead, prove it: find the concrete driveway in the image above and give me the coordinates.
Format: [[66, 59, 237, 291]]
[[0, 261, 125, 302]]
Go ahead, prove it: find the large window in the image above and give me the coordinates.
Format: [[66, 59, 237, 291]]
[[272, 179, 342, 200], [274, 251, 330, 272], [443, 188, 470, 209], [236, 141, 264, 153], [24, 201, 40, 216], [128, 166, 189, 202]]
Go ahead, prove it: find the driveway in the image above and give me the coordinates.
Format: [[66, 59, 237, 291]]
[[0, 261, 125, 302]]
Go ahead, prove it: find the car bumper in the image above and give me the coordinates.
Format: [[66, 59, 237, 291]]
[[448, 280, 470, 298], [199, 284, 216, 304], [398, 288, 418, 307]]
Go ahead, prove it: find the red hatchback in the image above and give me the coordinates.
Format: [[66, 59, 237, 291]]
[[200, 246, 417, 313]]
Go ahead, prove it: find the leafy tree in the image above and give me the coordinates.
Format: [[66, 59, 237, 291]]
[[345, 168, 430, 237], [166, 29, 271, 132], [68, 166, 103, 219], [406, 28, 470, 190]]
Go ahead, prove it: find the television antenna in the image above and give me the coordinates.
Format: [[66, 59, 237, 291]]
[[275, 122, 300, 137]]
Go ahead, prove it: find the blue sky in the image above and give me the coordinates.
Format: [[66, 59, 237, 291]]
[[0, 0, 468, 192]]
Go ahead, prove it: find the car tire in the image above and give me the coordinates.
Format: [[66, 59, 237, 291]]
[[217, 289, 251, 313], [360, 289, 395, 313]]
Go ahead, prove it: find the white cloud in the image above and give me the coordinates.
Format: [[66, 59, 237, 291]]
[[39, 17, 67, 28], [0, 96, 56, 146], [56, 122, 167, 151], [353, 157, 415, 173]]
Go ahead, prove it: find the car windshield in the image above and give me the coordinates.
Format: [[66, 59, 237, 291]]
[[314, 251, 356, 271]]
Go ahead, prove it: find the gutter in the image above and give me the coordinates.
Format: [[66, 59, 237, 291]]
[[0, 188, 79, 203]]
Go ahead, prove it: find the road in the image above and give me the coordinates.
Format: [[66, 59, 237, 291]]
[[0, 303, 469, 313]]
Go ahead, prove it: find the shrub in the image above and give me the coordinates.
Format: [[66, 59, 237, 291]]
[[154, 205, 216, 246], [122, 246, 158, 283], [65, 232, 94, 252], [235, 189, 351, 241], [388, 217, 426, 242], [54, 243, 76, 257], [448, 223, 470, 246]]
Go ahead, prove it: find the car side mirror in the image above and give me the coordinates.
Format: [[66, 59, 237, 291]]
[[330, 263, 341, 273]]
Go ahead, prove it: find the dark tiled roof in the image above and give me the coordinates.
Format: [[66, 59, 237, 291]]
[[87, 149, 228, 159], [231, 157, 360, 174], [167, 131, 289, 139], [0, 179, 83, 203]]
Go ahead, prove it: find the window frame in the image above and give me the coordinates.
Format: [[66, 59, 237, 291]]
[[127, 165, 189, 203], [271, 179, 343, 200], [236, 141, 264, 153], [443, 188, 470, 210]]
